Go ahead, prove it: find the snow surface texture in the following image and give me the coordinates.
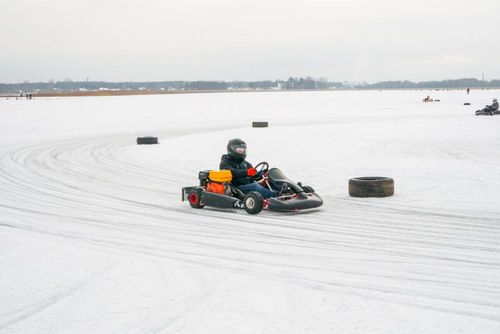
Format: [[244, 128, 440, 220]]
[[1, 90, 499, 333]]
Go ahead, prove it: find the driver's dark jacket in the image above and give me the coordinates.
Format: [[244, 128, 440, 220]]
[[490, 101, 499, 111], [219, 154, 253, 187]]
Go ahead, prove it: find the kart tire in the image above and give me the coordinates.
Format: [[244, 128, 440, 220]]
[[302, 186, 315, 194], [188, 189, 204, 209], [243, 191, 264, 214], [490, 111, 495, 116], [349, 177, 394, 198], [464, 102, 471, 106], [137, 136, 158, 145]]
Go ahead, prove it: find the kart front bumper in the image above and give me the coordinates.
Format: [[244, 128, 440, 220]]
[[267, 193, 323, 212]]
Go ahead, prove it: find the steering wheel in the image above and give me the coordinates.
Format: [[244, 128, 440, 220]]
[[254, 161, 269, 178]]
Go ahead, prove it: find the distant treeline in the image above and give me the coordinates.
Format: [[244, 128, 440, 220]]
[[360, 78, 500, 89], [1, 77, 499, 94], [0, 77, 341, 94]]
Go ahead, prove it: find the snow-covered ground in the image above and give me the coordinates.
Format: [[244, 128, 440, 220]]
[[1, 90, 499, 333]]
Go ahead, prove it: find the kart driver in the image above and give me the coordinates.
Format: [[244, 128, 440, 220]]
[[484, 98, 499, 112], [220, 138, 280, 198]]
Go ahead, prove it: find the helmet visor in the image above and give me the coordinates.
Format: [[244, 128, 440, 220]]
[[230, 144, 246, 155]]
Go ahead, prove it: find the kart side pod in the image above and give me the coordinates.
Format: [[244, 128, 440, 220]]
[[182, 186, 240, 209], [182, 186, 263, 214]]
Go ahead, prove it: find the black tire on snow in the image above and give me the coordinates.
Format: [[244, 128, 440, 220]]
[[137, 136, 159, 145], [464, 102, 471, 106], [243, 191, 264, 214], [349, 177, 394, 198], [252, 121, 269, 128], [188, 189, 205, 209]]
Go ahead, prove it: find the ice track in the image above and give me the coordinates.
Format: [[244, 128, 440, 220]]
[[1, 93, 500, 333]]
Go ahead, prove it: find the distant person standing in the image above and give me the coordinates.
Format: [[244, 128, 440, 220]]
[[467, 88, 470, 94]]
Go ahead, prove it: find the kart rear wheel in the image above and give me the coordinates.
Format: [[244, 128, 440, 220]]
[[188, 189, 204, 209], [243, 191, 264, 214]]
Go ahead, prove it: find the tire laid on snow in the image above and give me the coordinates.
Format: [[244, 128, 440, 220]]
[[349, 177, 394, 198], [464, 102, 471, 106], [188, 189, 205, 209], [252, 121, 269, 128], [243, 191, 264, 214], [137, 136, 158, 145]]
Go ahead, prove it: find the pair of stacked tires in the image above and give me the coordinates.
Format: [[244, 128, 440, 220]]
[[137, 136, 158, 145]]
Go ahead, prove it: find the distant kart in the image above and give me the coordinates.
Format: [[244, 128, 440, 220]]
[[423, 98, 433, 102], [182, 162, 323, 214], [475, 107, 499, 116]]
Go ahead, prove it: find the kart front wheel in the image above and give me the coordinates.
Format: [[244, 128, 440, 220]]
[[243, 191, 264, 214], [301, 186, 315, 194], [188, 189, 205, 209]]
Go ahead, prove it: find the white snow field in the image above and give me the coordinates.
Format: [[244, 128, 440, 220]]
[[1, 90, 500, 333]]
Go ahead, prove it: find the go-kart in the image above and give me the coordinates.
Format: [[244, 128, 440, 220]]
[[182, 162, 323, 214], [476, 107, 499, 116]]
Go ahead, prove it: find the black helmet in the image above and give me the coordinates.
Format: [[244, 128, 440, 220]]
[[227, 138, 247, 162]]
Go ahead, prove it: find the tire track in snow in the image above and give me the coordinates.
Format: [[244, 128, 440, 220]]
[[0, 257, 122, 330], [1, 123, 500, 331]]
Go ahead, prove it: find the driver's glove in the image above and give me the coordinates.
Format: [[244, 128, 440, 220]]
[[247, 168, 257, 177]]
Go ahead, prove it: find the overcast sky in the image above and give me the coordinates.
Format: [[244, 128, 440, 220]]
[[1, 0, 499, 83]]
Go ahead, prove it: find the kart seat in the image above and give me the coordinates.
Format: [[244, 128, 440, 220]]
[[267, 168, 293, 184], [267, 168, 304, 194]]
